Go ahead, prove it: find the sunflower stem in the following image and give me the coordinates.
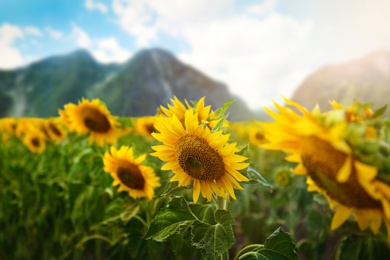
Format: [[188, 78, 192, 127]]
[[215, 195, 228, 211], [133, 215, 148, 228], [214, 195, 229, 260]]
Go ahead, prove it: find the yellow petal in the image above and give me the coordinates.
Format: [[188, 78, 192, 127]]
[[336, 156, 352, 183], [330, 205, 351, 230], [193, 180, 201, 203], [369, 213, 382, 234]]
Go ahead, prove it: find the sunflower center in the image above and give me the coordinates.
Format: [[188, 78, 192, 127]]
[[146, 123, 156, 134], [117, 164, 145, 190], [32, 137, 41, 148], [49, 122, 62, 137], [175, 134, 225, 181], [83, 108, 111, 133], [255, 132, 264, 141], [301, 136, 381, 209]]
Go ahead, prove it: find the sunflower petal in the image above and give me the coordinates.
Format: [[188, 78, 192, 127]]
[[330, 205, 351, 230]]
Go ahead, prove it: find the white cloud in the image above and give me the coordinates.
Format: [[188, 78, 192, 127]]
[[301, 0, 390, 64], [71, 24, 131, 63], [85, 0, 108, 13], [71, 24, 92, 48], [111, 0, 313, 109], [0, 23, 25, 69], [92, 37, 131, 63], [45, 27, 63, 39], [112, 0, 159, 46], [246, 0, 276, 16], [24, 26, 42, 36], [179, 13, 312, 109]]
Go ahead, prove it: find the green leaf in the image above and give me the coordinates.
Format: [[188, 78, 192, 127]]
[[336, 235, 390, 260], [214, 99, 235, 118], [189, 203, 216, 224], [171, 228, 194, 258], [246, 166, 273, 192], [371, 105, 387, 119], [191, 209, 235, 260], [120, 203, 141, 223], [211, 114, 228, 132], [239, 227, 297, 260], [160, 181, 187, 197], [144, 196, 197, 242]]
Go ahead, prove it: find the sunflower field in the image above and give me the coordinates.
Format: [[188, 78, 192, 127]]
[[1, 96, 390, 259]]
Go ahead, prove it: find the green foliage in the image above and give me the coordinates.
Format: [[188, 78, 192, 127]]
[[237, 227, 297, 260], [10, 100, 390, 259], [145, 196, 236, 259]]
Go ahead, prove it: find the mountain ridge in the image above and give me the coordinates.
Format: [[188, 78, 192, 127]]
[[0, 48, 256, 121], [291, 50, 390, 116]]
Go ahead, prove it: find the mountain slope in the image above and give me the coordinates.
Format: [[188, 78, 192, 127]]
[[91, 48, 253, 120], [0, 50, 120, 117], [291, 51, 390, 115], [0, 48, 255, 121]]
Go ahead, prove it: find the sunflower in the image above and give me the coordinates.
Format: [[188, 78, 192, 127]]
[[15, 118, 33, 138], [151, 109, 249, 203], [23, 129, 46, 154], [0, 118, 17, 143], [260, 98, 390, 240], [103, 146, 161, 201], [248, 124, 267, 146], [159, 96, 224, 129], [134, 116, 157, 138], [274, 167, 292, 187], [59, 98, 119, 146], [0, 118, 17, 134], [45, 118, 68, 142]]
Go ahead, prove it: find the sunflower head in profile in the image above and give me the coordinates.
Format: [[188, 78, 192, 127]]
[[134, 116, 157, 139], [45, 118, 68, 142], [59, 98, 120, 146], [23, 130, 46, 154], [260, 98, 390, 241], [103, 146, 161, 201], [151, 109, 249, 203]]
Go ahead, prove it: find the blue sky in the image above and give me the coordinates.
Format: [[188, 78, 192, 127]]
[[1, 0, 390, 110]]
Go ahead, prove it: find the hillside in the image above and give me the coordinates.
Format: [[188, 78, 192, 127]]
[[0, 48, 256, 121], [291, 51, 390, 115]]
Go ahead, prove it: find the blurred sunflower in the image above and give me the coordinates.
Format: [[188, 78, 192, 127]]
[[59, 99, 119, 146], [134, 116, 157, 139], [46, 118, 68, 142], [15, 118, 33, 138], [151, 109, 249, 203], [103, 146, 160, 201], [0, 118, 17, 143], [0, 118, 17, 134], [23, 130, 46, 154], [248, 124, 267, 146], [260, 98, 390, 240], [274, 167, 292, 187]]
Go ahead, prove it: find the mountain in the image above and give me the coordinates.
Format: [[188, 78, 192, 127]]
[[291, 51, 390, 115], [0, 48, 256, 121], [0, 50, 120, 117]]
